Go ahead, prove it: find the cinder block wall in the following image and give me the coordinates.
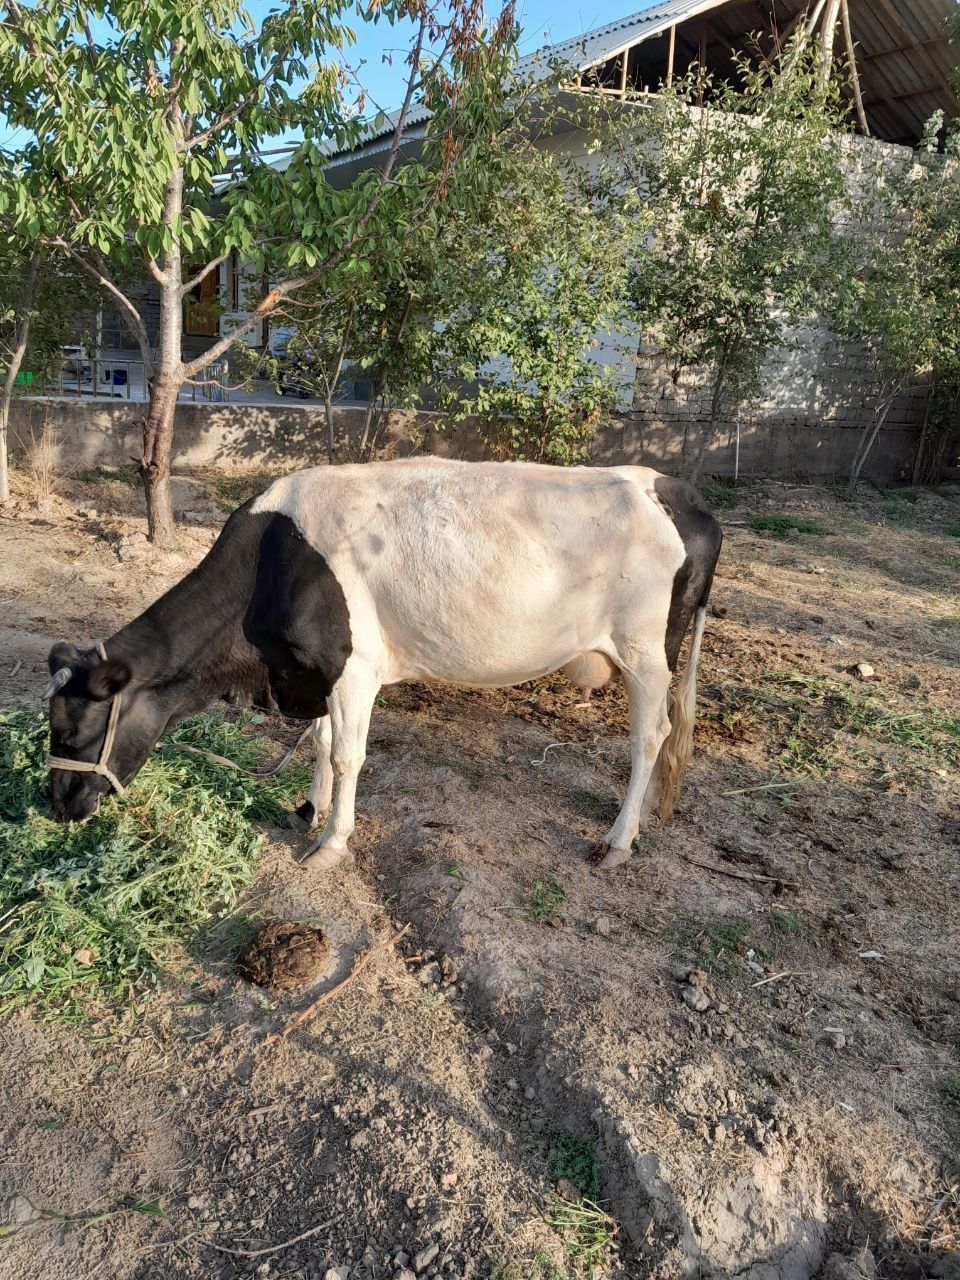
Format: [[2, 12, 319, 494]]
[[8, 394, 944, 484]]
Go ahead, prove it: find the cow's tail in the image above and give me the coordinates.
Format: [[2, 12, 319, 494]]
[[657, 602, 708, 823]]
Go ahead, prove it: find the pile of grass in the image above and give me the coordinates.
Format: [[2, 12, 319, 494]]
[[0, 709, 309, 1020]]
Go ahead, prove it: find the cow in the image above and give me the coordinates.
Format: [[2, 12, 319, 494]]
[[45, 458, 721, 871]]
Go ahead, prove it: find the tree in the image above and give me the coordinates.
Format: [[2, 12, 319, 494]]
[[0, 236, 97, 502], [434, 145, 631, 464], [0, 0, 517, 543], [839, 114, 960, 493], [617, 36, 850, 479]]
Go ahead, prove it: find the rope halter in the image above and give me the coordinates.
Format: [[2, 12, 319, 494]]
[[46, 641, 127, 796]]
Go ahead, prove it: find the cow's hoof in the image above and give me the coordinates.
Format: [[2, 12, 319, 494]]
[[284, 801, 316, 832], [591, 841, 632, 871], [301, 844, 354, 872]]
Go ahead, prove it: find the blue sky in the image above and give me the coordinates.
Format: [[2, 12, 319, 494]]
[[0, 1, 643, 151]]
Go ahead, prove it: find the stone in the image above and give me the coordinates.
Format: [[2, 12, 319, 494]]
[[322, 1269, 350, 1280], [414, 1243, 440, 1273], [395, 1271, 416, 1280], [849, 662, 875, 680], [681, 985, 711, 1013]]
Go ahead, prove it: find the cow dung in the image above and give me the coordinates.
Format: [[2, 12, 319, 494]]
[[237, 921, 329, 991]]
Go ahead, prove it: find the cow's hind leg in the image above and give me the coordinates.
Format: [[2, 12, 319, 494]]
[[286, 715, 333, 832], [302, 663, 379, 871], [594, 665, 672, 871]]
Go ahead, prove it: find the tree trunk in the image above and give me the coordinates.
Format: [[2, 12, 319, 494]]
[[0, 248, 42, 504], [142, 375, 179, 543], [846, 388, 898, 499], [141, 157, 185, 547], [689, 343, 732, 483], [911, 379, 935, 486]]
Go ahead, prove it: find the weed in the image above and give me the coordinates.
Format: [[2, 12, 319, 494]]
[[750, 514, 831, 539], [769, 909, 808, 937], [948, 522, 960, 539], [946, 556, 960, 571], [550, 1132, 601, 1202], [703, 481, 737, 510], [678, 919, 767, 975], [213, 474, 272, 513], [946, 1075, 960, 1113], [0, 708, 308, 1020], [546, 1197, 619, 1277], [75, 465, 140, 487], [488, 1256, 563, 1280], [24, 420, 64, 510], [526, 876, 567, 925]]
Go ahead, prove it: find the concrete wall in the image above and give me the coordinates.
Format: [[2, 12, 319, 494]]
[[8, 393, 938, 484]]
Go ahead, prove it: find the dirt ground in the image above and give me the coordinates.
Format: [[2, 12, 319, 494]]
[[0, 463, 958, 1280]]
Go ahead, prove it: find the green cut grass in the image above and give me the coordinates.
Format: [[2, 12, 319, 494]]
[[0, 708, 309, 1021], [750, 514, 831, 539]]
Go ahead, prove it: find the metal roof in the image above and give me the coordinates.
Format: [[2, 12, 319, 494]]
[[310, 0, 958, 167], [516, 0, 728, 77]]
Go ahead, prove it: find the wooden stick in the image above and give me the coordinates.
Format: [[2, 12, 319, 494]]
[[265, 924, 411, 1045], [752, 970, 810, 988], [840, 0, 870, 134], [666, 24, 676, 87], [207, 1216, 340, 1259], [681, 854, 799, 888]]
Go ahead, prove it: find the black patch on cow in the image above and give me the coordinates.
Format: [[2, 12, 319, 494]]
[[242, 514, 353, 719], [296, 800, 315, 826], [654, 476, 723, 671], [47, 503, 354, 819]]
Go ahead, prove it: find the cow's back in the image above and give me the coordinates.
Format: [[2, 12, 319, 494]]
[[250, 459, 687, 685]]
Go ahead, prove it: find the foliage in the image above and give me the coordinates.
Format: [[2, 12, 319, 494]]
[[435, 146, 631, 465], [702, 480, 738, 510], [0, 707, 308, 1020], [545, 1196, 619, 1278], [525, 875, 567, 925], [248, 82, 630, 467], [213, 472, 273, 513], [750, 514, 831, 538], [0, 0, 519, 538], [614, 35, 850, 477], [550, 1132, 601, 1202], [838, 114, 960, 491]]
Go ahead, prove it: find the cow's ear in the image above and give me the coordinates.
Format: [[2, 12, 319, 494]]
[[87, 658, 132, 701], [47, 641, 80, 675]]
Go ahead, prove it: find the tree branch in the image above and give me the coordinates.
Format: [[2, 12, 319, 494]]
[[182, 14, 429, 382], [183, 46, 287, 153], [44, 237, 154, 378], [143, 249, 169, 287], [181, 253, 229, 298]]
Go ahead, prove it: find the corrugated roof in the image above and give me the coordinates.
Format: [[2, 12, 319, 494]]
[[516, 0, 728, 77]]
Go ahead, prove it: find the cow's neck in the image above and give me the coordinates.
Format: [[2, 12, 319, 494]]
[[107, 517, 269, 718]]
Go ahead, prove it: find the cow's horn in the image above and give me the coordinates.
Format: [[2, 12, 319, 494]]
[[43, 667, 72, 700]]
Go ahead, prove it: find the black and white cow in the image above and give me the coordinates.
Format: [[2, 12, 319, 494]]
[[45, 458, 721, 870]]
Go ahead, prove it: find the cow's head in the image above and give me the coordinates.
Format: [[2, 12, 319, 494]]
[[45, 641, 166, 821]]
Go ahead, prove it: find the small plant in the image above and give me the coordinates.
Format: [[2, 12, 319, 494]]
[[945, 1075, 960, 1113], [546, 1196, 620, 1278], [213, 473, 273, 513], [24, 420, 63, 510], [678, 919, 767, 975], [0, 707, 308, 1019], [702, 481, 738, 510], [769, 909, 808, 937], [948, 522, 960, 539], [750, 514, 831, 539], [488, 1256, 563, 1280], [526, 876, 567, 925], [550, 1132, 601, 1201]]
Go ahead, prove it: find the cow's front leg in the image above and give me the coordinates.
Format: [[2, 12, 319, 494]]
[[286, 716, 333, 831], [594, 668, 672, 871], [303, 666, 379, 871]]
